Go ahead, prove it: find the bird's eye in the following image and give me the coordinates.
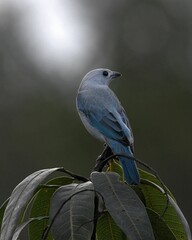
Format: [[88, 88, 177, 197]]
[[103, 71, 108, 77]]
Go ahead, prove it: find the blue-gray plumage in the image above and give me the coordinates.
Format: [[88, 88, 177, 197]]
[[76, 68, 140, 185]]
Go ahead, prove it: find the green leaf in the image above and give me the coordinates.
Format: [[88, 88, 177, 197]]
[[139, 169, 175, 199], [107, 159, 124, 181], [49, 181, 95, 240], [91, 172, 155, 240], [13, 217, 48, 240], [131, 185, 146, 205], [147, 208, 176, 240], [0, 167, 61, 240], [29, 176, 74, 240], [96, 212, 127, 240], [140, 179, 191, 240]]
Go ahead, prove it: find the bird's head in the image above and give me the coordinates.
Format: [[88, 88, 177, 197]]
[[80, 68, 121, 87]]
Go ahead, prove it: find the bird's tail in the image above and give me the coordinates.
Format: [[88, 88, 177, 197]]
[[109, 141, 140, 185], [119, 155, 140, 185]]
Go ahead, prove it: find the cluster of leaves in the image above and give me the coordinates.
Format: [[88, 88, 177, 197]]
[[0, 161, 191, 240]]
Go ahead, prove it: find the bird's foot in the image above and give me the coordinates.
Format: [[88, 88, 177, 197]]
[[93, 145, 113, 172]]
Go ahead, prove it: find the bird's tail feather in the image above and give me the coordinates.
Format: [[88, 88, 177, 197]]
[[109, 141, 140, 184], [119, 157, 140, 185]]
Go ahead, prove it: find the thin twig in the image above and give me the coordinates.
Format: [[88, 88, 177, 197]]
[[91, 196, 99, 240], [57, 168, 89, 182]]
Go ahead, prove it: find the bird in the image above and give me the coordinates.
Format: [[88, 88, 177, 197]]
[[76, 68, 140, 185]]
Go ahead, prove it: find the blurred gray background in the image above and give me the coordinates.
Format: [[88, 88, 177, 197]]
[[0, 0, 191, 228]]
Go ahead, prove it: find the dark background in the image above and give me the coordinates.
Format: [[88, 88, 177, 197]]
[[0, 0, 191, 229]]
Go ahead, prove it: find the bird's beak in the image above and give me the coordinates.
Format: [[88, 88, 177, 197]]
[[111, 71, 122, 79]]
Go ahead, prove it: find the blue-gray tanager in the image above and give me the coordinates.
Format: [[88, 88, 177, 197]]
[[76, 68, 140, 185]]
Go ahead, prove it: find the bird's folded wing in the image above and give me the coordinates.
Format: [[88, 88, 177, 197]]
[[85, 109, 133, 146]]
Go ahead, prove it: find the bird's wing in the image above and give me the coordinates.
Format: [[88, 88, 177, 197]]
[[83, 107, 133, 147], [77, 88, 134, 149], [117, 107, 135, 152]]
